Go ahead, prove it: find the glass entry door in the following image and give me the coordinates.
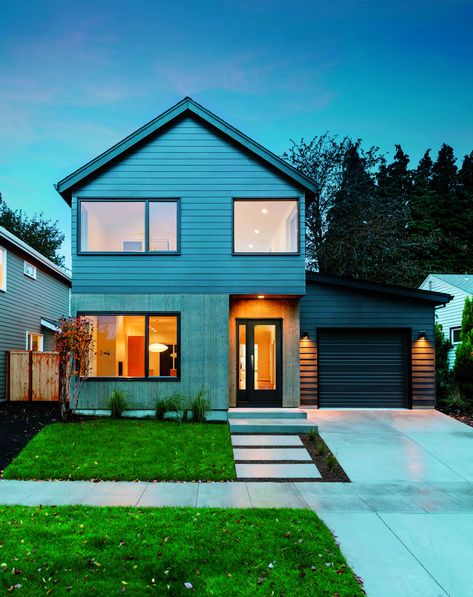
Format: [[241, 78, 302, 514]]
[[237, 319, 282, 406]]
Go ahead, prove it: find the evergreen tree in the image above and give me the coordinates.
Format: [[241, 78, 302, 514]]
[[0, 196, 65, 267], [320, 142, 385, 279], [454, 297, 473, 408], [283, 133, 351, 271]]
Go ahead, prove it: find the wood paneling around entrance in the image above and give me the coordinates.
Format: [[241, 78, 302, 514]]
[[229, 298, 300, 407]]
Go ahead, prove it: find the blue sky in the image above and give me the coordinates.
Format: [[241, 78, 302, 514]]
[[1, 0, 472, 266]]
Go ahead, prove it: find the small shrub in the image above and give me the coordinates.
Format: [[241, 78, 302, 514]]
[[189, 389, 210, 423], [325, 453, 337, 472], [444, 385, 470, 413], [108, 389, 128, 419], [307, 428, 318, 443], [155, 393, 185, 421], [315, 442, 327, 457]]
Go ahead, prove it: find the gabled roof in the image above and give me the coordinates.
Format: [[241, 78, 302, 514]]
[[55, 97, 318, 204], [307, 272, 452, 304], [0, 226, 71, 285], [424, 273, 473, 295]]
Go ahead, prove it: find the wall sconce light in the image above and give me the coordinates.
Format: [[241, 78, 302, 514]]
[[301, 331, 309, 340], [417, 330, 427, 340]]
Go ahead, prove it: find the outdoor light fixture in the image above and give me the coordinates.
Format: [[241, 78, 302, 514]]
[[417, 330, 427, 340], [149, 343, 168, 353], [301, 331, 309, 340]]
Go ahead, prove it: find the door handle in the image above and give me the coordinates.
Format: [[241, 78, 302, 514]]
[[250, 355, 254, 369]]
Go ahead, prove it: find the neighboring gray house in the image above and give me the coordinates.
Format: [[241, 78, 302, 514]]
[[54, 97, 450, 414], [420, 274, 473, 368], [0, 226, 71, 400]]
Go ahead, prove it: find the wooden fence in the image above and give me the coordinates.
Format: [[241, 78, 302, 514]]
[[8, 351, 60, 402]]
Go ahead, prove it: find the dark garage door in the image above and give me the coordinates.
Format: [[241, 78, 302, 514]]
[[318, 329, 409, 408]]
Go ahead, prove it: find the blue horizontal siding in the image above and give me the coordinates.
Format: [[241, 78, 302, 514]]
[[72, 115, 306, 295]]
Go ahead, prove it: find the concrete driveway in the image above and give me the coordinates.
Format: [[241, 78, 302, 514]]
[[302, 409, 473, 596]]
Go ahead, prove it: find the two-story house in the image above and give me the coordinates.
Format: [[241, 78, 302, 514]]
[[0, 226, 71, 401], [55, 98, 450, 416], [420, 274, 473, 368]]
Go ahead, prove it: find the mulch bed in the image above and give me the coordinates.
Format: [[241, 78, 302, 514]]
[[437, 407, 473, 429], [0, 402, 61, 473]]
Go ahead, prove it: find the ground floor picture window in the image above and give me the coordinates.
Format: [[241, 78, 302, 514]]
[[84, 313, 179, 379]]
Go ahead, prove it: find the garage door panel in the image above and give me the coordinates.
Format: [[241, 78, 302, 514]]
[[318, 329, 408, 408]]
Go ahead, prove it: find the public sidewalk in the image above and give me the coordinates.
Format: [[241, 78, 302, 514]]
[[2, 479, 473, 596]]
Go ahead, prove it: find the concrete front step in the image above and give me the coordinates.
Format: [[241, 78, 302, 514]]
[[228, 408, 308, 420], [229, 418, 317, 434]]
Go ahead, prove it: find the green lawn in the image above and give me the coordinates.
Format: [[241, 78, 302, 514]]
[[0, 506, 363, 596], [3, 420, 236, 481]]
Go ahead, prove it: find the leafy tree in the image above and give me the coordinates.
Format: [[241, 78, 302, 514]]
[[283, 133, 351, 271], [0, 195, 65, 267], [55, 317, 95, 420], [434, 323, 453, 405], [454, 297, 473, 408]]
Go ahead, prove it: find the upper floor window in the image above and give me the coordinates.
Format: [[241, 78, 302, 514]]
[[233, 199, 298, 254], [451, 326, 462, 344], [0, 247, 6, 291], [79, 200, 178, 253]]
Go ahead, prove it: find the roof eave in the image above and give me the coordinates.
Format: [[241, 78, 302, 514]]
[[55, 97, 318, 204], [306, 272, 452, 305]]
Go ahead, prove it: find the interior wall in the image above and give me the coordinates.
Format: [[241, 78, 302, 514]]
[[229, 298, 300, 407]]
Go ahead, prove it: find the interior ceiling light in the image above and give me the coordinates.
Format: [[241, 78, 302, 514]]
[[254, 229, 260, 234], [257, 295, 265, 299], [261, 208, 268, 214], [248, 244, 254, 248], [149, 343, 168, 353]]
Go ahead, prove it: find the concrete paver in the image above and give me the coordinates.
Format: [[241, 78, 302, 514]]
[[236, 463, 321, 479], [231, 435, 303, 446], [233, 447, 312, 461], [247, 481, 308, 509]]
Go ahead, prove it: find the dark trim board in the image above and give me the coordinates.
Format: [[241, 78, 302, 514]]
[[306, 272, 452, 305]]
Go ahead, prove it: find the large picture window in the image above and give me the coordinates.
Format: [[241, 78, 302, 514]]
[[80, 200, 178, 253], [233, 199, 298, 253], [84, 313, 179, 379]]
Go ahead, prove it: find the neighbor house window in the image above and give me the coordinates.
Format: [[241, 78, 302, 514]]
[[233, 199, 298, 253], [0, 247, 6, 291], [24, 261, 37, 279], [26, 332, 43, 351], [80, 200, 178, 253], [84, 313, 179, 378], [451, 327, 462, 344]]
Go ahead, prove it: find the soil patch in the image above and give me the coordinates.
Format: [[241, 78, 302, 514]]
[[0, 402, 61, 473], [437, 407, 473, 429]]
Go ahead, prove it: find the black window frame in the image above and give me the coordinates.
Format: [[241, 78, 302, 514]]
[[77, 198, 180, 255], [79, 311, 181, 381], [232, 197, 300, 256], [450, 326, 462, 344]]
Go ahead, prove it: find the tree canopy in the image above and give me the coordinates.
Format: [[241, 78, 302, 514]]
[[285, 138, 473, 287], [0, 195, 65, 267]]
